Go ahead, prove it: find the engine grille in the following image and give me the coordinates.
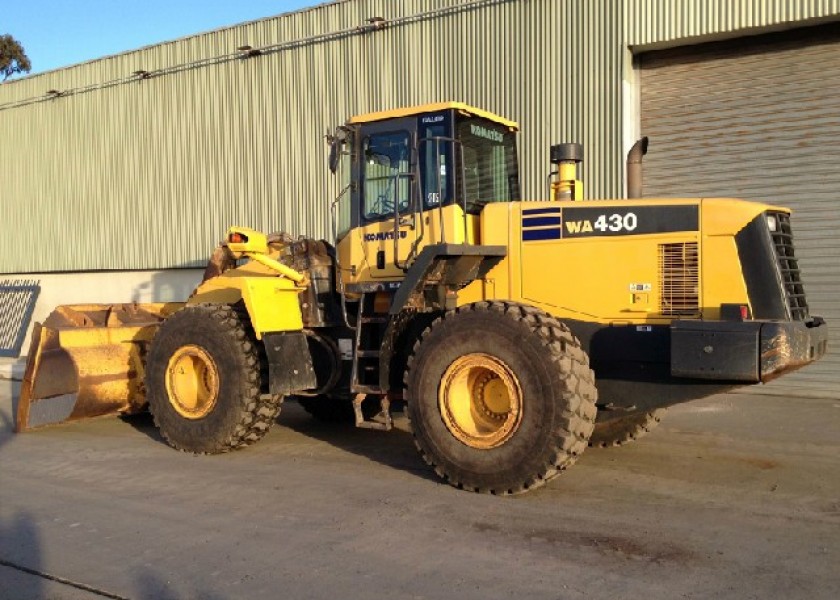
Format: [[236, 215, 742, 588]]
[[769, 211, 809, 321], [659, 242, 699, 316]]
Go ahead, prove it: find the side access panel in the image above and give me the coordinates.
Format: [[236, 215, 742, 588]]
[[671, 321, 760, 382]]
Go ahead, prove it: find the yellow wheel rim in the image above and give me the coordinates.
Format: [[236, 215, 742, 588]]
[[165, 345, 220, 419], [439, 353, 523, 449]]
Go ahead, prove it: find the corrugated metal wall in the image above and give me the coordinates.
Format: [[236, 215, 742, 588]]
[[0, 0, 624, 273], [3, 0, 839, 274], [639, 26, 840, 397], [625, 0, 840, 47]]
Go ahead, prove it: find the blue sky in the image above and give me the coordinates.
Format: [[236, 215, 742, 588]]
[[4, 0, 319, 75]]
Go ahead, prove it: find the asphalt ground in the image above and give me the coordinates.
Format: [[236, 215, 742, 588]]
[[1, 378, 838, 600]]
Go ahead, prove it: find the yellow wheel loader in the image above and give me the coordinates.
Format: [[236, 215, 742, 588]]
[[18, 102, 828, 494]]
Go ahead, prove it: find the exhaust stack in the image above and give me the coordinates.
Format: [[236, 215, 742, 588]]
[[550, 143, 584, 201], [627, 136, 649, 199]]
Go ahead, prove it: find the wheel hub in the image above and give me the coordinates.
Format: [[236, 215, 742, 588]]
[[439, 353, 523, 449], [165, 345, 220, 419]]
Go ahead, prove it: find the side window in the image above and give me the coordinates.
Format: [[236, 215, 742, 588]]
[[456, 118, 520, 214], [420, 124, 451, 209], [363, 131, 411, 221]]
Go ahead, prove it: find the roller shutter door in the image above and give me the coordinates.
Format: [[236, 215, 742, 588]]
[[639, 25, 840, 398]]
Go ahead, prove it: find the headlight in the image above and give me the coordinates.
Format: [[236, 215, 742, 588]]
[[766, 214, 778, 232]]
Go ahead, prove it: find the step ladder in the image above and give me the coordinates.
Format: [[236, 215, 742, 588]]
[[350, 293, 393, 431]]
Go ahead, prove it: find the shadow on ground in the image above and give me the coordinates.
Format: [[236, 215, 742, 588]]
[[278, 401, 438, 483], [120, 411, 167, 446], [121, 401, 439, 484], [0, 379, 21, 453], [0, 511, 44, 600]]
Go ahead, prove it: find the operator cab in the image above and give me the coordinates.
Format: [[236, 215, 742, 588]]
[[329, 102, 521, 243]]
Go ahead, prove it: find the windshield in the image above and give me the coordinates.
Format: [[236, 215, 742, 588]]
[[456, 116, 520, 213]]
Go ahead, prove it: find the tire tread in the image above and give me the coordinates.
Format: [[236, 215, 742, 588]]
[[404, 301, 597, 495], [148, 303, 282, 454]]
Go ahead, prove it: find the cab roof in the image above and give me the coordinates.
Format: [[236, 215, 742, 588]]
[[349, 102, 519, 131]]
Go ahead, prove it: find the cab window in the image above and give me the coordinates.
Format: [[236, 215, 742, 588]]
[[419, 121, 453, 209], [363, 131, 411, 221], [456, 117, 520, 214]]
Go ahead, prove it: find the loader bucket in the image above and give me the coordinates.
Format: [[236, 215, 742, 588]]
[[16, 303, 183, 432]]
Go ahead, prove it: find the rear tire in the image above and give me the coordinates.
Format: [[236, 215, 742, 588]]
[[590, 410, 665, 448], [146, 304, 282, 454], [405, 302, 597, 494]]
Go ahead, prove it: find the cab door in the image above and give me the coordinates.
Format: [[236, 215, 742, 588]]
[[356, 118, 419, 280]]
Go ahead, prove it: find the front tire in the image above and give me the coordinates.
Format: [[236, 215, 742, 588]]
[[405, 302, 597, 494], [146, 304, 282, 454]]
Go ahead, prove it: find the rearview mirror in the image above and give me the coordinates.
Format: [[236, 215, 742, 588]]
[[328, 136, 340, 174], [327, 126, 351, 175]]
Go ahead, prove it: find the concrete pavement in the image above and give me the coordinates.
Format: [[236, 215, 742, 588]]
[[1, 377, 838, 599]]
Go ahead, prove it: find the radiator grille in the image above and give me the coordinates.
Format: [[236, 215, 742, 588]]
[[659, 242, 699, 316], [769, 212, 809, 321], [0, 279, 40, 357]]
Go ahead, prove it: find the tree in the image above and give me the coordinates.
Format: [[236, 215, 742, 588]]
[[0, 34, 31, 81]]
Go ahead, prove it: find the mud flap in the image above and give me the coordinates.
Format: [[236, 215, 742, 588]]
[[16, 303, 181, 432], [263, 331, 317, 395]]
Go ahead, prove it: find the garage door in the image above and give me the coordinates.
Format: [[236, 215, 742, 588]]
[[639, 24, 840, 398]]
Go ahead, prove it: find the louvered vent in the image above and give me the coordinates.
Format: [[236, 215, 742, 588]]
[[0, 279, 40, 357], [659, 243, 699, 316]]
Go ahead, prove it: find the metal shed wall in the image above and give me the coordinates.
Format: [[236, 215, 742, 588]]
[[0, 0, 625, 273], [2, 0, 839, 273], [625, 0, 840, 48]]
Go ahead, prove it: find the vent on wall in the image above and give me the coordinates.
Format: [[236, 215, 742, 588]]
[[0, 279, 40, 358], [659, 243, 699, 316]]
